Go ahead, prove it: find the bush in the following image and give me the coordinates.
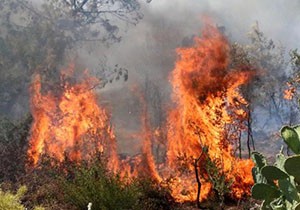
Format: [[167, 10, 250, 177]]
[[60, 157, 173, 210], [61, 164, 140, 210], [0, 185, 44, 210]]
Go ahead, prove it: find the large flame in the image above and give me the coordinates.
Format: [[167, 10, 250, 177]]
[[166, 24, 254, 201], [27, 23, 255, 204], [27, 64, 119, 171]]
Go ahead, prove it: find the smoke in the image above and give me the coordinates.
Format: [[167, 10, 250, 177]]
[[94, 0, 300, 155], [97, 0, 300, 87], [4, 0, 300, 155]]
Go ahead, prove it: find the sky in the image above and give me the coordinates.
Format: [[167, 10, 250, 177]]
[[143, 0, 300, 48]]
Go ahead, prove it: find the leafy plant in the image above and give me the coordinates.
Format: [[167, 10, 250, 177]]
[[60, 157, 173, 210], [251, 125, 300, 209], [203, 156, 233, 208], [0, 185, 44, 210]]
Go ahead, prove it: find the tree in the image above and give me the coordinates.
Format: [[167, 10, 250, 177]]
[[59, 0, 143, 43], [0, 0, 144, 118], [231, 23, 299, 156], [0, 0, 146, 184]]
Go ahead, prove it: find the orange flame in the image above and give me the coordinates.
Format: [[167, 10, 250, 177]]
[[27, 64, 119, 171], [118, 86, 162, 181], [166, 23, 254, 201], [283, 82, 295, 100], [27, 23, 255, 204]]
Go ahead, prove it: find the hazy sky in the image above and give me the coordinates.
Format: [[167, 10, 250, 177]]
[[25, 0, 300, 154], [144, 0, 300, 48], [93, 0, 300, 88]]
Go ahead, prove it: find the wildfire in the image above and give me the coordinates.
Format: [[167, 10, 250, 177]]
[[27, 64, 119, 171], [27, 23, 255, 204], [166, 23, 254, 201]]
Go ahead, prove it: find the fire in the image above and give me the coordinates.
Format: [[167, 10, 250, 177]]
[[166, 23, 254, 201], [284, 82, 295, 100], [27, 23, 255, 204], [118, 86, 162, 181], [27, 64, 119, 171]]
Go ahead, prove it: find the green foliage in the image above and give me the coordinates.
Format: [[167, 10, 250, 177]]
[[0, 185, 44, 210], [62, 168, 139, 210], [251, 123, 300, 209], [252, 151, 268, 170], [202, 156, 233, 206], [0, 186, 26, 210], [251, 183, 281, 200], [281, 126, 300, 154], [18, 155, 79, 209], [284, 156, 300, 182], [251, 151, 300, 209], [261, 166, 289, 181], [60, 158, 173, 210]]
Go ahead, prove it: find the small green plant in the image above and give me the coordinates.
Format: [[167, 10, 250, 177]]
[[204, 156, 233, 207], [60, 160, 140, 210], [60, 157, 173, 210], [0, 185, 44, 210], [251, 125, 300, 210]]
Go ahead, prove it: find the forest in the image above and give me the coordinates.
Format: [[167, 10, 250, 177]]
[[1, 0, 300, 209]]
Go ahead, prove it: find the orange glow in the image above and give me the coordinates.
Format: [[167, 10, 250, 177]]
[[27, 23, 255, 204], [284, 82, 295, 100], [166, 23, 254, 201], [27, 64, 119, 171]]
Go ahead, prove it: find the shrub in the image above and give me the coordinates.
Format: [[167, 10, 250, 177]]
[[61, 162, 134, 209], [0, 185, 44, 210], [60, 157, 173, 210]]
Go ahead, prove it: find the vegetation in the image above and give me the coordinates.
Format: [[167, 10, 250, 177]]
[[11, 155, 173, 210], [59, 157, 173, 210], [251, 123, 300, 209], [0, 185, 44, 210], [0, 0, 138, 120], [1, 1, 300, 210]]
